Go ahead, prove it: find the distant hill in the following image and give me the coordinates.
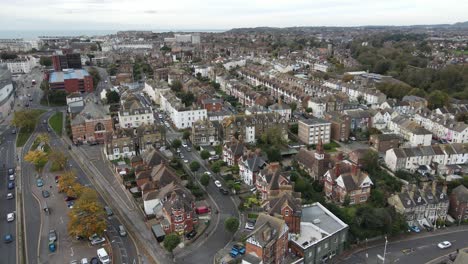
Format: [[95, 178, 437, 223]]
[[452, 21, 468, 27]]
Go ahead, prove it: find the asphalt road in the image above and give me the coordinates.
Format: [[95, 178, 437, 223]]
[[340, 227, 468, 264], [0, 126, 18, 264], [163, 121, 239, 264]]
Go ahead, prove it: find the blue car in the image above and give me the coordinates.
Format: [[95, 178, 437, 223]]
[[232, 244, 246, 255], [410, 226, 421, 233], [230, 248, 240, 258], [48, 242, 56, 252], [4, 234, 13, 243], [36, 178, 44, 187], [7, 181, 14, 190]]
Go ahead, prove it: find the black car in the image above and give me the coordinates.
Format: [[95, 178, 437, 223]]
[[219, 188, 229, 195], [185, 230, 197, 240]]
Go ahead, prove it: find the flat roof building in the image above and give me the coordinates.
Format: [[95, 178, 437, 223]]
[[49, 69, 94, 93]]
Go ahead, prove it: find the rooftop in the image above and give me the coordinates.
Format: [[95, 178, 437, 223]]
[[50, 69, 90, 83]]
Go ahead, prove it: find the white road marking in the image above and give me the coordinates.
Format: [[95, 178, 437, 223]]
[[60, 217, 64, 224], [70, 247, 74, 256]]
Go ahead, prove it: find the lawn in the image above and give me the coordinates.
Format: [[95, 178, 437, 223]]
[[49, 111, 63, 136], [16, 109, 46, 147]]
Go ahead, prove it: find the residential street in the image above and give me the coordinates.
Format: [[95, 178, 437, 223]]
[[339, 226, 468, 264]]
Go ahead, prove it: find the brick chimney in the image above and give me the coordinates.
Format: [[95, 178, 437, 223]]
[[351, 163, 359, 176]]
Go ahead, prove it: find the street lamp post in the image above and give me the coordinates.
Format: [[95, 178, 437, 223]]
[[382, 236, 388, 264]]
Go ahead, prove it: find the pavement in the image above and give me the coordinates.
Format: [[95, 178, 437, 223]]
[[338, 225, 468, 264]]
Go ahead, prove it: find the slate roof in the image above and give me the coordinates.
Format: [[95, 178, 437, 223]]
[[451, 185, 468, 202], [248, 213, 286, 247]]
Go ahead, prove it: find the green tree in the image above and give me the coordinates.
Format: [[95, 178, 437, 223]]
[[163, 233, 181, 253], [211, 160, 223, 174], [261, 125, 286, 147], [170, 80, 183, 92], [88, 67, 101, 87], [306, 107, 312, 113], [189, 161, 200, 172], [428, 90, 450, 109], [224, 217, 240, 233], [266, 146, 281, 162], [182, 130, 191, 140], [12, 110, 40, 132], [39, 56, 52, 66], [24, 150, 48, 172], [106, 91, 120, 104], [361, 149, 379, 175], [200, 150, 210, 161], [68, 188, 107, 238], [289, 102, 297, 113], [171, 139, 181, 149], [200, 173, 210, 186]]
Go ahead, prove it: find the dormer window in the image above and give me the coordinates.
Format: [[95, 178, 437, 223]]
[[285, 210, 289, 216]]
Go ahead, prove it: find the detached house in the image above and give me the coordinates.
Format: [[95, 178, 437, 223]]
[[449, 185, 468, 222], [295, 139, 331, 181], [255, 163, 292, 201], [324, 158, 373, 205]]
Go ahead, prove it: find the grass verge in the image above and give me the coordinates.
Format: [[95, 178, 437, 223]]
[[49, 111, 63, 136]]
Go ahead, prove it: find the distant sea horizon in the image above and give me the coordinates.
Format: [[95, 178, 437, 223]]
[[0, 29, 227, 40]]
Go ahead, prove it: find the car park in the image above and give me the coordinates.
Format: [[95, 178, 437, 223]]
[[48, 230, 57, 242], [185, 230, 197, 240], [4, 234, 13, 243], [91, 237, 106, 245], [36, 178, 44, 187], [42, 190, 50, 198], [7, 213, 15, 222], [214, 180, 222, 188], [438, 241, 452, 249]]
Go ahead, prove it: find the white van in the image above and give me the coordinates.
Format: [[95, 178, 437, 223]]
[[7, 212, 15, 222], [97, 248, 110, 264]]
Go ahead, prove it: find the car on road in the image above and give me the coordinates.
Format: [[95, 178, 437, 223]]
[[6, 193, 13, 200], [118, 225, 127, 237], [182, 142, 188, 147], [183, 159, 189, 163], [8, 174, 15, 181], [4, 234, 13, 243], [219, 188, 229, 195], [8, 168, 14, 175], [438, 241, 452, 249], [7, 212, 15, 222], [48, 229, 57, 242], [185, 230, 197, 240], [42, 190, 50, 198], [186, 147, 191, 152], [7, 181, 14, 190], [11, 129, 16, 134], [214, 180, 222, 188], [204, 171, 212, 176], [180, 153, 184, 159], [91, 236, 106, 245], [36, 178, 44, 187], [409, 226, 421, 233]]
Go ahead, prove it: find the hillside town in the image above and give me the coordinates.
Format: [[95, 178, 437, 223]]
[[1, 21, 468, 264]]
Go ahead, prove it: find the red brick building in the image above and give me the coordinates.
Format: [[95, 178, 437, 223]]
[[324, 158, 373, 205], [70, 97, 112, 144], [449, 185, 468, 222], [52, 53, 82, 71], [160, 186, 197, 235], [245, 213, 289, 264], [49, 69, 94, 93], [266, 192, 302, 234]]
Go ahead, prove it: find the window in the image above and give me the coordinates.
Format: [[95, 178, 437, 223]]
[[360, 196, 367, 202], [285, 210, 289, 216], [325, 242, 328, 249], [317, 246, 321, 253]]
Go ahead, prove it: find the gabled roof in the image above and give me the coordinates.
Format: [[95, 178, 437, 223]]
[[248, 213, 287, 248], [451, 185, 468, 202]]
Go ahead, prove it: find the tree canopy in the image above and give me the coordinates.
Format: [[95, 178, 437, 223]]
[[106, 91, 120, 104], [68, 187, 107, 238], [163, 233, 181, 252], [224, 217, 240, 233], [189, 161, 200, 172]]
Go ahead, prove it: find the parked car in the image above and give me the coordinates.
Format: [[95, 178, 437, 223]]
[[49, 241, 56, 252], [64, 196, 76, 202], [67, 201, 75, 208], [245, 220, 255, 230], [423, 224, 434, 231], [230, 248, 240, 258], [36, 178, 44, 187], [97, 248, 110, 264], [183, 159, 189, 163], [7, 181, 14, 190], [8, 174, 15, 181], [48, 230, 57, 242], [118, 225, 127, 237], [104, 206, 113, 216], [8, 168, 14, 175], [42, 190, 50, 198], [219, 188, 229, 195], [55, 175, 60, 183], [208, 155, 219, 161], [195, 206, 210, 215], [90, 257, 100, 264], [88, 234, 100, 241], [7, 213, 15, 222], [91, 237, 106, 245], [186, 147, 191, 152], [214, 180, 222, 188], [4, 234, 13, 243], [11, 129, 16, 134], [185, 230, 197, 240], [438, 241, 452, 249], [6, 193, 13, 200], [182, 143, 188, 148], [81, 258, 89, 264], [409, 226, 421, 233], [232, 244, 246, 255]]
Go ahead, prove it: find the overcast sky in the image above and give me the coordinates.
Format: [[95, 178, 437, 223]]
[[1, 0, 467, 30]]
